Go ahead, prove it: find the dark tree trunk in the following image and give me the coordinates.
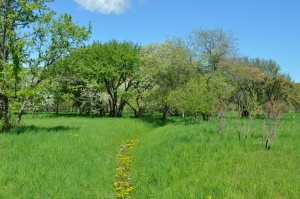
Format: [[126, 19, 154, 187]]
[[55, 100, 59, 115], [99, 108, 105, 117], [108, 92, 118, 117], [162, 105, 169, 121], [95, 102, 105, 117], [0, 93, 11, 128], [117, 100, 126, 117], [125, 101, 142, 118], [202, 113, 212, 121], [108, 98, 116, 117]]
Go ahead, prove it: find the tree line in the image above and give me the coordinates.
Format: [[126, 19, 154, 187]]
[[1, 0, 300, 130]]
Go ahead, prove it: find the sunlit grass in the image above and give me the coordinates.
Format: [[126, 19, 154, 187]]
[[0, 114, 153, 198], [131, 113, 300, 198], [0, 112, 299, 198]]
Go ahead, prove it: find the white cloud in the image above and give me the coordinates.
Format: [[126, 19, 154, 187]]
[[74, 0, 131, 14]]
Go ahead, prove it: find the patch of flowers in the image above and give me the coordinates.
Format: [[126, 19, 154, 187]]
[[113, 138, 139, 198]]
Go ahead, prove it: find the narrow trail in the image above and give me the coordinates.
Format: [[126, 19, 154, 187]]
[[113, 138, 139, 198]]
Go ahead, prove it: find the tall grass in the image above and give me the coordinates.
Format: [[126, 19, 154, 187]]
[[0, 114, 153, 198], [131, 113, 300, 198], [1, 113, 299, 198]]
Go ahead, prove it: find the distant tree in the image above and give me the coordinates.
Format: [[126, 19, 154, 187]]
[[188, 28, 238, 120], [80, 82, 108, 117], [140, 39, 194, 120], [51, 46, 94, 114], [168, 75, 207, 123], [293, 83, 300, 111], [188, 28, 237, 72], [222, 57, 265, 118]]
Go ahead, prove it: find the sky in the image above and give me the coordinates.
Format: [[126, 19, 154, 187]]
[[49, 0, 300, 82]]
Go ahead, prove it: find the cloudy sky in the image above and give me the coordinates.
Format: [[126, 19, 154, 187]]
[[49, 0, 300, 82]]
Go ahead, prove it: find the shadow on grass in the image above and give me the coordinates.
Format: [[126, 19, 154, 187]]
[[134, 114, 178, 128], [12, 125, 80, 135], [37, 112, 93, 118]]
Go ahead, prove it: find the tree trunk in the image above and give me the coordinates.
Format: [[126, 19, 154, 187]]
[[125, 101, 141, 118], [117, 100, 126, 117], [127, 97, 145, 118], [202, 113, 212, 121], [99, 108, 105, 117], [108, 98, 116, 117], [55, 100, 59, 115], [0, 93, 11, 128], [16, 98, 28, 127], [109, 92, 118, 117], [162, 105, 169, 121]]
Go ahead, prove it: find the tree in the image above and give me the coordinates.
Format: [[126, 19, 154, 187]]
[[140, 39, 194, 120], [59, 40, 141, 117], [92, 40, 141, 117], [293, 83, 300, 111], [1, 0, 54, 127], [188, 28, 238, 121], [0, 0, 91, 128], [168, 75, 207, 123], [222, 57, 266, 118], [188, 28, 237, 72], [80, 82, 108, 117], [50, 46, 94, 114]]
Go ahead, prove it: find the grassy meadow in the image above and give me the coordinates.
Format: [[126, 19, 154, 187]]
[[0, 114, 153, 198], [0, 112, 299, 198]]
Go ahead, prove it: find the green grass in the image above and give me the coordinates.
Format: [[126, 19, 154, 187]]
[[0, 113, 299, 198], [0, 114, 153, 198], [131, 113, 300, 198]]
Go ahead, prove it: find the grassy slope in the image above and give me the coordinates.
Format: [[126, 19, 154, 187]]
[[0, 114, 153, 199], [132, 113, 300, 199]]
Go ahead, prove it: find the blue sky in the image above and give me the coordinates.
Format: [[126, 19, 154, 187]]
[[49, 0, 300, 82]]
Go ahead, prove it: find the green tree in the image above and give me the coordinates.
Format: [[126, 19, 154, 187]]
[[293, 83, 300, 111], [0, 0, 91, 128], [50, 46, 93, 114], [222, 57, 266, 118], [59, 40, 141, 117], [188, 28, 237, 72], [0, 0, 53, 127], [92, 40, 141, 117], [188, 28, 237, 120], [140, 39, 194, 120], [168, 75, 207, 123]]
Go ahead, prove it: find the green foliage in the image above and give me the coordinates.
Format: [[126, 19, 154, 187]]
[[188, 28, 237, 71], [0, 0, 91, 127], [140, 39, 194, 118], [58, 40, 141, 117], [168, 76, 207, 117], [1, 0, 54, 91]]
